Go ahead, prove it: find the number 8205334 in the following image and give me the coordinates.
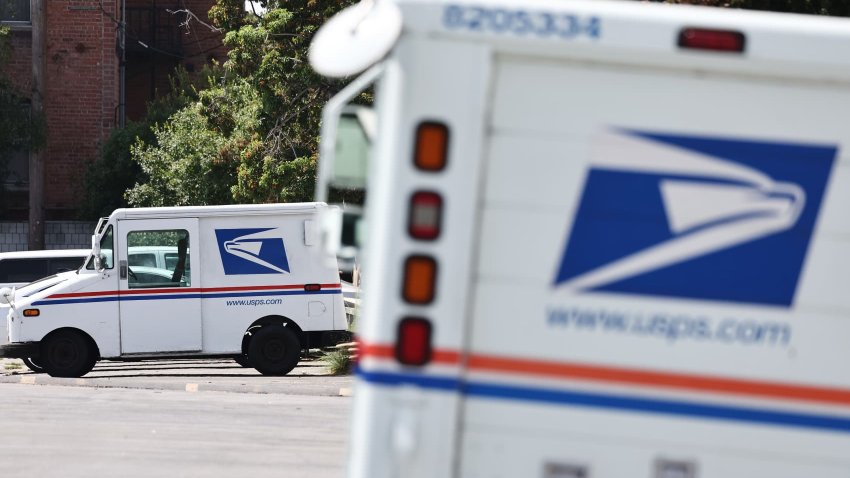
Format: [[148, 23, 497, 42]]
[[443, 5, 601, 40]]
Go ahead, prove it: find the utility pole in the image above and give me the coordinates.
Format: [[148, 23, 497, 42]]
[[119, 0, 125, 128], [28, 0, 45, 250]]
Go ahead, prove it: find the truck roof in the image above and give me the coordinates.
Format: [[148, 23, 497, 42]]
[[396, 0, 850, 82], [109, 202, 327, 221]]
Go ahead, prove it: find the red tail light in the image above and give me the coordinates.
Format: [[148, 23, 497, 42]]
[[678, 28, 745, 53], [304, 284, 322, 291], [395, 317, 433, 366], [409, 191, 443, 240]]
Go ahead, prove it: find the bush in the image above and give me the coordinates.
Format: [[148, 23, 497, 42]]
[[79, 67, 217, 219], [322, 347, 352, 376]]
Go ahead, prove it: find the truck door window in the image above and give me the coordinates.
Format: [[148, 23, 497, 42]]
[[126, 230, 191, 289]]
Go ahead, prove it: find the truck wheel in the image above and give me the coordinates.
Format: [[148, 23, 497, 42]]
[[234, 354, 251, 367], [41, 330, 97, 378], [248, 325, 301, 376], [22, 357, 45, 373]]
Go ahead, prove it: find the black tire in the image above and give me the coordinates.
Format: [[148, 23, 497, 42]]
[[22, 357, 45, 373], [234, 354, 251, 367], [40, 330, 97, 378], [248, 325, 301, 376]]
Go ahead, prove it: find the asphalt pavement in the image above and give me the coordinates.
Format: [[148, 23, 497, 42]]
[[0, 383, 352, 478], [0, 356, 356, 477]]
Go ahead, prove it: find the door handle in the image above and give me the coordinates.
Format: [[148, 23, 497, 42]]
[[119, 260, 128, 280]]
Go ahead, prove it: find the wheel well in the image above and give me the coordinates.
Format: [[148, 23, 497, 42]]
[[41, 327, 101, 359], [241, 316, 304, 355]]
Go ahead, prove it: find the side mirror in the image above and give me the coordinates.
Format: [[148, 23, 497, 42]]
[[0, 287, 14, 307], [91, 235, 102, 270]]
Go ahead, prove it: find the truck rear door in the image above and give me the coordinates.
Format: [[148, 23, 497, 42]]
[[459, 54, 850, 476]]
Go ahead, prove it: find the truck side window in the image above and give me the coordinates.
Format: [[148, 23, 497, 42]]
[[126, 229, 191, 289]]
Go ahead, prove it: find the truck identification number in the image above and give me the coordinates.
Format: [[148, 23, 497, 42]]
[[443, 5, 601, 39]]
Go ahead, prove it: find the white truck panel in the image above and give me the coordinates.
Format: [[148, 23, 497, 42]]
[[456, 45, 850, 475]]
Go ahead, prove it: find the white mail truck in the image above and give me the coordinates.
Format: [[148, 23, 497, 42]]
[[309, 0, 850, 477], [0, 203, 349, 377]]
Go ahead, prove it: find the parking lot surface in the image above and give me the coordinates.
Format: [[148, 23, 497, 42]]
[[0, 356, 355, 478]]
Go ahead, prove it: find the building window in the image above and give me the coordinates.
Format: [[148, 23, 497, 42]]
[[0, 148, 28, 191], [0, 0, 30, 22]]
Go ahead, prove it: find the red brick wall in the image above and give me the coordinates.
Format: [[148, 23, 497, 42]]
[[3, 0, 224, 218], [3, 1, 119, 218], [179, 0, 228, 67], [123, 0, 227, 121], [42, 0, 120, 216]]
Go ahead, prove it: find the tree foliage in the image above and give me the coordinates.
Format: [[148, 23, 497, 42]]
[[0, 26, 44, 180], [123, 0, 357, 208], [0, 25, 46, 216], [125, 79, 258, 207], [666, 0, 850, 15], [79, 68, 208, 218]]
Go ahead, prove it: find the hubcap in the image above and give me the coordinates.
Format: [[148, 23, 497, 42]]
[[51, 339, 78, 368], [263, 339, 286, 361]]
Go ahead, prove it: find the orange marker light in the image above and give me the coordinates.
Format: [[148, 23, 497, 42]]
[[413, 122, 449, 172], [23, 309, 40, 317], [402, 255, 437, 304]]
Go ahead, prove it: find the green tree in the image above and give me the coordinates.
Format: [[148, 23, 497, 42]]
[[125, 79, 259, 206], [79, 67, 213, 218], [125, 0, 357, 208], [0, 25, 45, 214], [666, 0, 850, 15]]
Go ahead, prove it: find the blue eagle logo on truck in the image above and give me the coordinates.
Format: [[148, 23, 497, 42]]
[[215, 228, 290, 275], [554, 129, 836, 307]]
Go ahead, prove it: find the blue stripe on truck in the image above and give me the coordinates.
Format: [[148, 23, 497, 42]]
[[33, 289, 341, 306], [357, 368, 850, 434]]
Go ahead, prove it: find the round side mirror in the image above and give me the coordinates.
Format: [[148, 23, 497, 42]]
[[0, 287, 13, 306]]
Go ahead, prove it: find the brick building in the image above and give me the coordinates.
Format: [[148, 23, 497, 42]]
[[0, 0, 226, 226]]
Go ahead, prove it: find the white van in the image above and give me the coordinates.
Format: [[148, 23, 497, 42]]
[[0, 203, 349, 378], [127, 246, 181, 269], [310, 1, 850, 477], [0, 249, 90, 289]]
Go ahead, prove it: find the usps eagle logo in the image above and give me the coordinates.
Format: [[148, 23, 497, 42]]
[[215, 228, 290, 275], [554, 129, 836, 307]]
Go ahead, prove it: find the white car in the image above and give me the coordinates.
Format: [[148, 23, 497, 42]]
[[128, 266, 188, 287], [0, 249, 91, 373], [0, 249, 90, 289]]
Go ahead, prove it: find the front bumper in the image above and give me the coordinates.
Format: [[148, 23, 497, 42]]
[[0, 342, 40, 359]]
